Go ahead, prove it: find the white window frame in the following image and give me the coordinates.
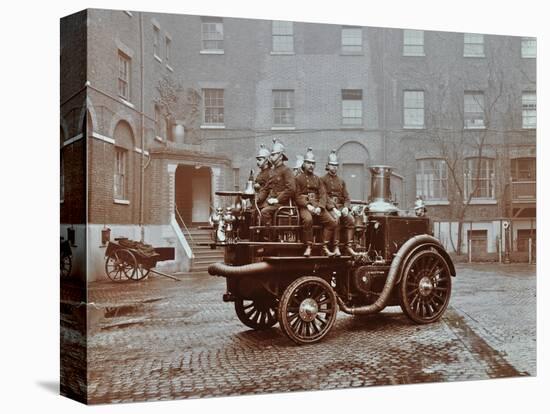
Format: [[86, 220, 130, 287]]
[[165, 35, 172, 67], [117, 51, 131, 100], [341, 27, 362, 54], [403, 29, 424, 56], [154, 105, 164, 140], [464, 92, 485, 129], [416, 159, 448, 202], [403, 90, 425, 128], [203, 89, 225, 125], [114, 147, 127, 200], [341, 89, 363, 126], [521, 37, 536, 58], [272, 90, 295, 126], [201, 19, 224, 52], [272, 21, 294, 53], [522, 92, 536, 129], [153, 25, 161, 60], [464, 157, 495, 200], [464, 33, 485, 57]]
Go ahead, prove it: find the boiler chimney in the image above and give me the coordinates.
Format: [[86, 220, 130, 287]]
[[368, 165, 398, 215]]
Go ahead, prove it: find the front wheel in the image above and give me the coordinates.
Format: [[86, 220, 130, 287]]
[[399, 249, 452, 324], [277, 276, 337, 345]]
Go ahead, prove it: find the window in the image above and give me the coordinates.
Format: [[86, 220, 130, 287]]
[[511, 158, 536, 181], [403, 90, 424, 128], [118, 52, 131, 100], [154, 105, 165, 139], [233, 168, 240, 190], [341, 89, 363, 126], [464, 92, 485, 129], [521, 37, 536, 58], [153, 25, 160, 59], [201, 18, 223, 51], [416, 159, 448, 201], [522, 92, 536, 129], [403, 29, 424, 56], [203, 89, 224, 125], [273, 90, 295, 126], [114, 148, 127, 200], [272, 21, 294, 53], [341, 27, 362, 54], [464, 158, 495, 200], [464, 33, 484, 57], [165, 36, 171, 65]]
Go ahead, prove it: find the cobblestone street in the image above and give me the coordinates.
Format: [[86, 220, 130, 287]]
[[69, 263, 536, 404]]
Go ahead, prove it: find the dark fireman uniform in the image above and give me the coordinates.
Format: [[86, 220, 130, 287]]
[[295, 172, 336, 244], [322, 172, 355, 245], [258, 164, 295, 225], [254, 168, 272, 199]]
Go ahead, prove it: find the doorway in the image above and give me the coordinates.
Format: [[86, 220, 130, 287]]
[[175, 165, 212, 225]]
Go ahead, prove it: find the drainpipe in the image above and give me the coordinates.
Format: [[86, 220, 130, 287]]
[[139, 12, 145, 242]]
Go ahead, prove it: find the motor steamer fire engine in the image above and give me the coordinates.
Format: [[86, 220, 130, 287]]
[[206, 165, 455, 345]]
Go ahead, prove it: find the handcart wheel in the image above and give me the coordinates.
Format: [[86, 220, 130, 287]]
[[105, 249, 137, 281], [129, 263, 151, 281]]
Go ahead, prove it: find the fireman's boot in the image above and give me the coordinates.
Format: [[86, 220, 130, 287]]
[[345, 228, 357, 256], [303, 242, 313, 257], [322, 242, 334, 257], [332, 241, 341, 257]]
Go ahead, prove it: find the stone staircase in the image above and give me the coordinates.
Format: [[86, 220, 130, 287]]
[[186, 227, 225, 273]]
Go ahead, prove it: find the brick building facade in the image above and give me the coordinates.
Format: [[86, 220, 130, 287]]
[[60, 10, 536, 280]]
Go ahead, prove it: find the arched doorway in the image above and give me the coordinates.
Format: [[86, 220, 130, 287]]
[[175, 165, 212, 225]]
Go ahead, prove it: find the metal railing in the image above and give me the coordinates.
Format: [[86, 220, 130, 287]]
[[175, 205, 196, 246]]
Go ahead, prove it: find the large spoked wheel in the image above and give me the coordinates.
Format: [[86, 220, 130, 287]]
[[60, 254, 72, 278], [105, 249, 137, 281], [278, 276, 338, 345], [235, 297, 278, 330], [399, 248, 452, 324], [128, 263, 150, 282]]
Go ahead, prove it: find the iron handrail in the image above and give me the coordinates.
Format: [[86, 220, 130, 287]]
[[175, 205, 196, 246]]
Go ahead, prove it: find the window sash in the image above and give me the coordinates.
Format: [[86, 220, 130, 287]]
[[465, 158, 495, 199], [464, 93, 485, 128], [464, 33, 484, 57], [341, 28, 362, 53], [403, 30, 424, 56], [272, 21, 294, 52], [114, 149, 126, 199], [404, 91, 424, 127], [203, 89, 224, 124], [522, 92, 536, 128], [202, 22, 224, 50], [272, 90, 294, 125], [416, 159, 448, 200], [118, 53, 130, 99], [511, 158, 536, 181], [521, 37, 536, 58]]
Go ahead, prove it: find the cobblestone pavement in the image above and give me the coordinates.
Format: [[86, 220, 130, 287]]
[[75, 264, 535, 404]]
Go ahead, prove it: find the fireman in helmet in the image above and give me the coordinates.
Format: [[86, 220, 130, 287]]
[[254, 143, 272, 193], [322, 150, 355, 256], [295, 147, 337, 257], [257, 139, 296, 226]]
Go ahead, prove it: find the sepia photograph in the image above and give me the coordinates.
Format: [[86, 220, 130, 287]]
[[58, 7, 538, 405]]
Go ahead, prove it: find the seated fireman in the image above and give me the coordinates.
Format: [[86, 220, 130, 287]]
[[295, 148, 337, 257], [258, 139, 296, 227], [253, 143, 272, 193], [322, 150, 355, 256]]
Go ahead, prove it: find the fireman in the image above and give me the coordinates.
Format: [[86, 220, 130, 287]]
[[322, 150, 355, 256], [254, 143, 272, 194], [295, 147, 337, 257], [293, 155, 304, 176], [257, 139, 296, 227]]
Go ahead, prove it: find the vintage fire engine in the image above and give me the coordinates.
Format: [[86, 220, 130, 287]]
[[206, 166, 455, 345]]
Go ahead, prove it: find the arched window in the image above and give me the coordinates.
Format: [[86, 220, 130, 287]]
[[113, 121, 134, 201]]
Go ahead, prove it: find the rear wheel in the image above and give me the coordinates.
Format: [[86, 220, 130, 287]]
[[235, 297, 278, 330], [105, 249, 137, 281], [399, 249, 452, 324], [277, 276, 337, 345]]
